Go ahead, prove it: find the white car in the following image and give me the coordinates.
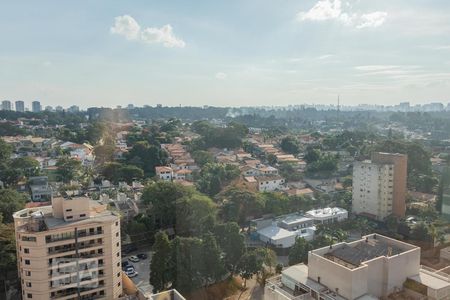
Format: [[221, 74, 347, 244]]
[[128, 255, 140, 263], [126, 269, 138, 278]]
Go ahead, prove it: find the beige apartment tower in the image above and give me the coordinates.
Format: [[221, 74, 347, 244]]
[[13, 196, 123, 300], [352, 152, 407, 220]]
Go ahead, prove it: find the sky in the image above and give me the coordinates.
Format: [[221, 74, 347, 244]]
[[0, 0, 449, 109]]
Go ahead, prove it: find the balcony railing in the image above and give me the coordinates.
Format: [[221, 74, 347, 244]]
[[48, 241, 104, 255], [46, 230, 103, 243]]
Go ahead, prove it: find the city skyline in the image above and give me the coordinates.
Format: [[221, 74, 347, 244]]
[[0, 0, 450, 108]]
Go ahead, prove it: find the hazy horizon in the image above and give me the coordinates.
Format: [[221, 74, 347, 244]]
[[1, 0, 449, 108]]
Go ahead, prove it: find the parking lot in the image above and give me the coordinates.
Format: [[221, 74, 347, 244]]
[[123, 250, 153, 297]]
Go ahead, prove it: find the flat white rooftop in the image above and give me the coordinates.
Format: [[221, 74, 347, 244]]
[[409, 271, 450, 290]]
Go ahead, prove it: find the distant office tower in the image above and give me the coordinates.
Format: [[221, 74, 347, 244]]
[[32, 101, 41, 112], [55, 105, 63, 112], [352, 152, 407, 220], [1, 100, 12, 110], [13, 196, 123, 299], [15, 100, 25, 112], [67, 105, 80, 113]]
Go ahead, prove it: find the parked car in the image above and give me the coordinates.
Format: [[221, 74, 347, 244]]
[[128, 255, 140, 263], [126, 269, 138, 278], [121, 261, 129, 268], [137, 253, 148, 259]]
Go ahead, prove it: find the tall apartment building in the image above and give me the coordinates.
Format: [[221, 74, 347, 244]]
[[352, 152, 407, 220], [15, 100, 25, 112], [32, 100, 41, 112], [2, 100, 12, 110], [13, 196, 123, 300], [265, 234, 449, 300]]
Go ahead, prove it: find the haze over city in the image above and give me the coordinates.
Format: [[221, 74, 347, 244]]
[[1, 0, 450, 108]]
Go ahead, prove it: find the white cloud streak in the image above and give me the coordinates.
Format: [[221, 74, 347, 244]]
[[111, 15, 185, 48], [215, 72, 227, 80], [297, 0, 387, 29]]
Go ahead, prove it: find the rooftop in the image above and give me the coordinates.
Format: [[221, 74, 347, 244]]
[[323, 236, 409, 269]]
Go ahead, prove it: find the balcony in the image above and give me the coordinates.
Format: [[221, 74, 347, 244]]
[[50, 282, 105, 299], [46, 230, 103, 244], [48, 240, 104, 255]]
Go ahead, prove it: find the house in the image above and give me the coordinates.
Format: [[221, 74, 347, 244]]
[[305, 207, 348, 224], [156, 166, 173, 181], [257, 176, 286, 192], [28, 176, 52, 202], [253, 213, 316, 248], [265, 234, 449, 300]]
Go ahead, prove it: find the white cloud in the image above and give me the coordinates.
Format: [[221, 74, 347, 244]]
[[111, 15, 185, 48], [355, 65, 400, 71], [357, 12, 388, 29], [110, 15, 141, 40], [297, 0, 387, 29], [318, 54, 334, 60], [141, 25, 185, 48], [215, 72, 227, 80], [297, 0, 342, 22]]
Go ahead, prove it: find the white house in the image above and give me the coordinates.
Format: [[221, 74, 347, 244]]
[[257, 176, 286, 192], [155, 166, 173, 181], [305, 207, 348, 224]]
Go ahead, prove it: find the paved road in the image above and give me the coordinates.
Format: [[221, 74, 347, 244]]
[[124, 250, 153, 297]]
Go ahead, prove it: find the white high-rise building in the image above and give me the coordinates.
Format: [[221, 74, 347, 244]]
[[2, 100, 12, 110], [15, 100, 25, 112]]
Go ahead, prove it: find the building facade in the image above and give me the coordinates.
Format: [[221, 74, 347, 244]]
[[32, 101, 41, 113], [13, 196, 123, 299], [2, 100, 12, 110], [352, 152, 407, 220], [15, 100, 25, 112], [265, 234, 449, 300]]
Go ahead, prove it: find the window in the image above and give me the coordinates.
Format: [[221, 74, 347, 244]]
[[116, 232, 119, 237], [117, 262, 120, 267], [25, 259, 30, 265], [80, 214, 86, 217], [117, 252, 120, 257], [117, 272, 120, 277], [66, 216, 73, 219], [26, 282, 32, 287], [27, 294, 32, 298], [116, 242, 119, 247], [25, 271, 31, 276], [24, 248, 30, 254], [118, 282, 121, 287], [65, 209, 72, 212]]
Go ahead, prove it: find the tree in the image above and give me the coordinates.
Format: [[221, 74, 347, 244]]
[[238, 249, 264, 287], [127, 141, 167, 176], [192, 150, 214, 167], [93, 144, 115, 164], [119, 165, 144, 184], [150, 232, 171, 292], [0, 189, 26, 223], [101, 162, 123, 184], [175, 193, 217, 236], [11, 157, 40, 177], [55, 156, 82, 182], [200, 233, 225, 283], [280, 136, 300, 155], [288, 237, 312, 265], [218, 187, 263, 225], [142, 181, 194, 228], [0, 216, 17, 274], [304, 147, 321, 163], [0, 138, 12, 164], [214, 222, 245, 275], [267, 153, 277, 166], [196, 163, 240, 196]]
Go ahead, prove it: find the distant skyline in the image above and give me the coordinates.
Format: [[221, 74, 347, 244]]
[[0, 0, 449, 108]]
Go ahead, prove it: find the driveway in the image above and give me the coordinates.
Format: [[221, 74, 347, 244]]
[[123, 250, 154, 297]]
